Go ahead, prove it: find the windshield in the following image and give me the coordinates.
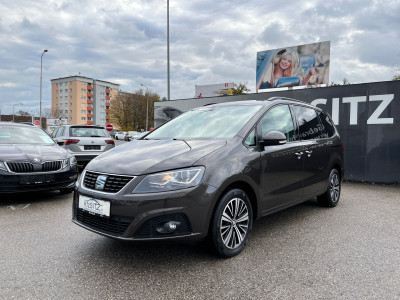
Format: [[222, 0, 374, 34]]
[[147, 105, 262, 139], [69, 127, 109, 137], [0, 126, 55, 145]]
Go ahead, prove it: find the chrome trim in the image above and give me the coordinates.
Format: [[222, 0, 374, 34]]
[[4, 160, 66, 174], [80, 169, 136, 195]]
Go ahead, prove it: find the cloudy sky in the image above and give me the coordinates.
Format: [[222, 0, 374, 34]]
[[1, 0, 399, 114]]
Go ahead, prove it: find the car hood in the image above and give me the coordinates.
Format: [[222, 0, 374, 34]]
[[86, 139, 227, 175], [0, 144, 70, 163]]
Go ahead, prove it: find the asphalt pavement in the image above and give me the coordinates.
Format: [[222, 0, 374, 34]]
[[0, 182, 399, 299]]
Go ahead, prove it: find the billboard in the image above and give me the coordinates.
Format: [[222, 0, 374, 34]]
[[195, 83, 235, 98], [256, 41, 330, 91]]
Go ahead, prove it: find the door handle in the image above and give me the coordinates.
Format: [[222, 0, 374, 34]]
[[305, 150, 312, 157], [295, 152, 303, 159]]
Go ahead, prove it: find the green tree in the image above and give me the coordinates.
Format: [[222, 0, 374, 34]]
[[232, 82, 250, 95], [392, 74, 400, 81]]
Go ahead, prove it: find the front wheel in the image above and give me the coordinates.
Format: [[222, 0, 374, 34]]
[[317, 169, 341, 207], [211, 189, 253, 258]]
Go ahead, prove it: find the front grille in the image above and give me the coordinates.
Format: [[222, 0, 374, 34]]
[[84, 171, 134, 193], [75, 207, 133, 236], [134, 213, 192, 238], [42, 161, 62, 171], [6, 161, 62, 173], [7, 162, 34, 173]]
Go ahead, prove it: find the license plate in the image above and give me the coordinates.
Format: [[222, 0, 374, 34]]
[[84, 145, 101, 150], [79, 195, 110, 217], [20, 174, 55, 184]]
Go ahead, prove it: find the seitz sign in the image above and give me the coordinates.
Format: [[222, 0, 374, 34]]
[[154, 81, 400, 183], [311, 94, 394, 125]]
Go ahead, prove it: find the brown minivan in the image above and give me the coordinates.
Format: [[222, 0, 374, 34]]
[[72, 97, 344, 257]]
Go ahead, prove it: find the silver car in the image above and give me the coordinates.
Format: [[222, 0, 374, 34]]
[[51, 125, 115, 165]]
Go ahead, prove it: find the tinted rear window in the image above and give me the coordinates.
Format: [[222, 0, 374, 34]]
[[318, 111, 335, 138], [69, 127, 109, 137], [292, 106, 324, 140]]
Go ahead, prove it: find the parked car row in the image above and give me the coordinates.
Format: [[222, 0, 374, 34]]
[[1, 97, 343, 258]]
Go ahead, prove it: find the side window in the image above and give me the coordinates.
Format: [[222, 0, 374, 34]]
[[318, 111, 335, 138], [244, 128, 256, 146], [261, 105, 296, 142], [292, 106, 324, 140]]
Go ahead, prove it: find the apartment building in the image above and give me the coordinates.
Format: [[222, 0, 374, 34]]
[[51, 75, 119, 126]]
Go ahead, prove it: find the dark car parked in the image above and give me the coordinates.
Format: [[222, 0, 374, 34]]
[[72, 97, 344, 257], [0, 122, 78, 193]]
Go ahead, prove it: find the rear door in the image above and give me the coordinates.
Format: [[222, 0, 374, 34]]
[[291, 105, 331, 199], [259, 105, 307, 213]]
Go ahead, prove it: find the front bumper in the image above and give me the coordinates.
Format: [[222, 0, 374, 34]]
[[72, 176, 219, 242], [0, 168, 78, 193]]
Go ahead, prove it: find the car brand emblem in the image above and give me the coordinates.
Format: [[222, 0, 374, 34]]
[[33, 158, 40, 163], [91, 140, 95, 144], [95, 175, 107, 190]]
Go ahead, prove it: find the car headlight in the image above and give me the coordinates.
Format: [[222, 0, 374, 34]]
[[0, 161, 8, 172], [70, 156, 77, 166], [62, 159, 69, 169], [132, 167, 205, 194], [62, 157, 77, 169]]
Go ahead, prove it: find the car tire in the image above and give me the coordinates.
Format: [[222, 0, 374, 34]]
[[59, 188, 74, 194], [115, 136, 119, 140], [317, 169, 341, 207], [211, 189, 253, 258]]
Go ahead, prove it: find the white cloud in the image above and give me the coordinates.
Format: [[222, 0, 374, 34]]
[[0, 0, 399, 114]]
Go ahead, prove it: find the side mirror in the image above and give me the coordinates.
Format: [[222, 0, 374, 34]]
[[262, 131, 287, 146]]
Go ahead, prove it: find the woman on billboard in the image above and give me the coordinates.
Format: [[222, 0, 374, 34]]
[[256, 48, 316, 90]]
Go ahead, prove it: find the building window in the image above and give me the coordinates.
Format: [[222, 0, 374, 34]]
[[81, 110, 86, 114], [82, 82, 86, 86], [81, 96, 86, 100], [65, 89, 68, 93], [81, 89, 86, 93], [81, 117, 86, 121]]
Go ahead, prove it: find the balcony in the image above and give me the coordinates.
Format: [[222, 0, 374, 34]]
[[87, 106, 93, 111], [87, 100, 93, 104], [87, 113, 93, 118], [87, 121, 93, 125], [105, 115, 110, 120], [105, 102, 110, 107], [105, 95, 110, 100], [105, 109, 110, 113], [87, 92, 93, 98], [87, 85, 93, 91], [105, 89, 110, 94]]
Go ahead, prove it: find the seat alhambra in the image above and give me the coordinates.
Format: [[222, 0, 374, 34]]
[[72, 97, 344, 257]]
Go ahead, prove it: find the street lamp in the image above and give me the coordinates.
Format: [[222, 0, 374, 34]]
[[167, 0, 170, 100], [140, 84, 149, 131], [40, 49, 48, 128], [13, 103, 23, 122]]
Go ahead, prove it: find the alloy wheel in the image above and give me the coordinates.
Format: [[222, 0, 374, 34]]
[[220, 197, 249, 249]]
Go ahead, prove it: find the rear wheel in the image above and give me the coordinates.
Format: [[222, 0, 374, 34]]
[[115, 136, 119, 140], [211, 189, 252, 258], [317, 169, 341, 207]]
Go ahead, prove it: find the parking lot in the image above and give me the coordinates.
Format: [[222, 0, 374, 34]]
[[1, 182, 399, 299]]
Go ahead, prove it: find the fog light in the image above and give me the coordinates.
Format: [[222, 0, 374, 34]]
[[155, 221, 180, 234]]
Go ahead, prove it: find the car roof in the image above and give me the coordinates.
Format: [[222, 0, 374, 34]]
[[196, 97, 318, 110], [0, 121, 38, 128]]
